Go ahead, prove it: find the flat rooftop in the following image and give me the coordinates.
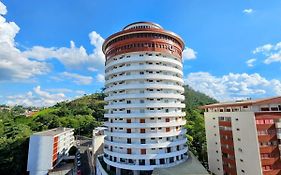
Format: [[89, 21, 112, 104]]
[[152, 152, 209, 175], [201, 96, 281, 109], [33, 127, 74, 136]]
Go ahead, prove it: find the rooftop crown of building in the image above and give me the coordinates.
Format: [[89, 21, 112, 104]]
[[102, 21, 185, 60]]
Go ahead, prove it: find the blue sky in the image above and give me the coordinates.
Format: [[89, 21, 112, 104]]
[[1, 0, 281, 106]]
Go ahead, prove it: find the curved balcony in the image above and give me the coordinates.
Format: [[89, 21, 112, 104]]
[[104, 138, 187, 148], [104, 83, 184, 94], [103, 155, 187, 171], [105, 55, 182, 70], [104, 147, 188, 160], [106, 65, 182, 78], [104, 129, 186, 138], [105, 93, 184, 101], [105, 102, 185, 109], [104, 112, 186, 118], [105, 74, 184, 86], [104, 120, 186, 128]]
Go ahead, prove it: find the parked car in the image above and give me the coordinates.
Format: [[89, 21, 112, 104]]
[[77, 160, 81, 167]]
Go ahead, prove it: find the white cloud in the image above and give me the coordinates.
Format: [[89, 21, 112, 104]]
[[61, 72, 93, 85], [264, 53, 281, 64], [253, 42, 281, 64], [253, 44, 273, 54], [75, 90, 86, 95], [0, 2, 49, 81], [0, 2, 7, 15], [46, 88, 73, 93], [23, 32, 105, 70], [243, 8, 253, 14], [7, 86, 66, 107], [246, 58, 256, 67], [186, 72, 281, 101], [96, 73, 105, 83], [182, 47, 197, 60]]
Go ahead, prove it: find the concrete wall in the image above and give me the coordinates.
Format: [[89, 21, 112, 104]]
[[96, 156, 108, 175], [27, 135, 53, 175], [205, 113, 223, 175], [205, 112, 262, 175]]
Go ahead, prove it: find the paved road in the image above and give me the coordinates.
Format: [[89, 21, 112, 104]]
[[76, 136, 92, 175]]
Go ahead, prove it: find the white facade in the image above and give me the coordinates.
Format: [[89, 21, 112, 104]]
[[27, 128, 74, 175], [103, 52, 188, 174], [205, 112, 262, 175]]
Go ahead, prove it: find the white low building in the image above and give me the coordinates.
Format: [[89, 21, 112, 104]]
[[27, 127, 75, 175]]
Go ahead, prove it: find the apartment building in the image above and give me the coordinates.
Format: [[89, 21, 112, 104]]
[[27, 127, 75, 175], [201, 96, 281, 175], [100, 21, 188, 175]]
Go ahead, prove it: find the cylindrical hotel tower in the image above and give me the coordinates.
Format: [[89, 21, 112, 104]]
[[102, 22, 188, 175]]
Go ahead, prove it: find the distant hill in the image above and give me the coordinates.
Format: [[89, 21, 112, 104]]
[[184, 85, 218, 109]]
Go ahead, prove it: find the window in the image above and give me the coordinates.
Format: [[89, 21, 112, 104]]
[[127, 129, 131, 133], [139, 159, 145, 165], [127, 148, 132, 154], [261, 107, 270, 111], [127, 119, 131, 123], [256, 120, 264, 124], [141, 139, 146, 144], [150, 159, 156, 165], [127, 138, 131, 144], [264, 119, 274, 124], [141, 149, 146, 155], [263, 165, 272, 171], [140, 129, 145, 133], [127, 110, 131, 114], [140, 119, 145, 123], [167, 147, 171, 153]]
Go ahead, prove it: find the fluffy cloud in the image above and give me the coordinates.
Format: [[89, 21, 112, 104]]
[[246, 58, 256, 67], [0, 1, 105, 82], [182, 47, 197, 61], [264, 53, 281, 64], [0, 1, 7, 15], [253, 42, 281, 64], [186, 72, 281, 101], [6, 86, 66, 107], [243, 8, 253, 14], [0, 2, 49, 81], [60, 72, 93, 85], [23, 32, 105, 70]]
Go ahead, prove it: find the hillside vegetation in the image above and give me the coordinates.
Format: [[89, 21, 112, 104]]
[[0, 85, 217, 174]]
